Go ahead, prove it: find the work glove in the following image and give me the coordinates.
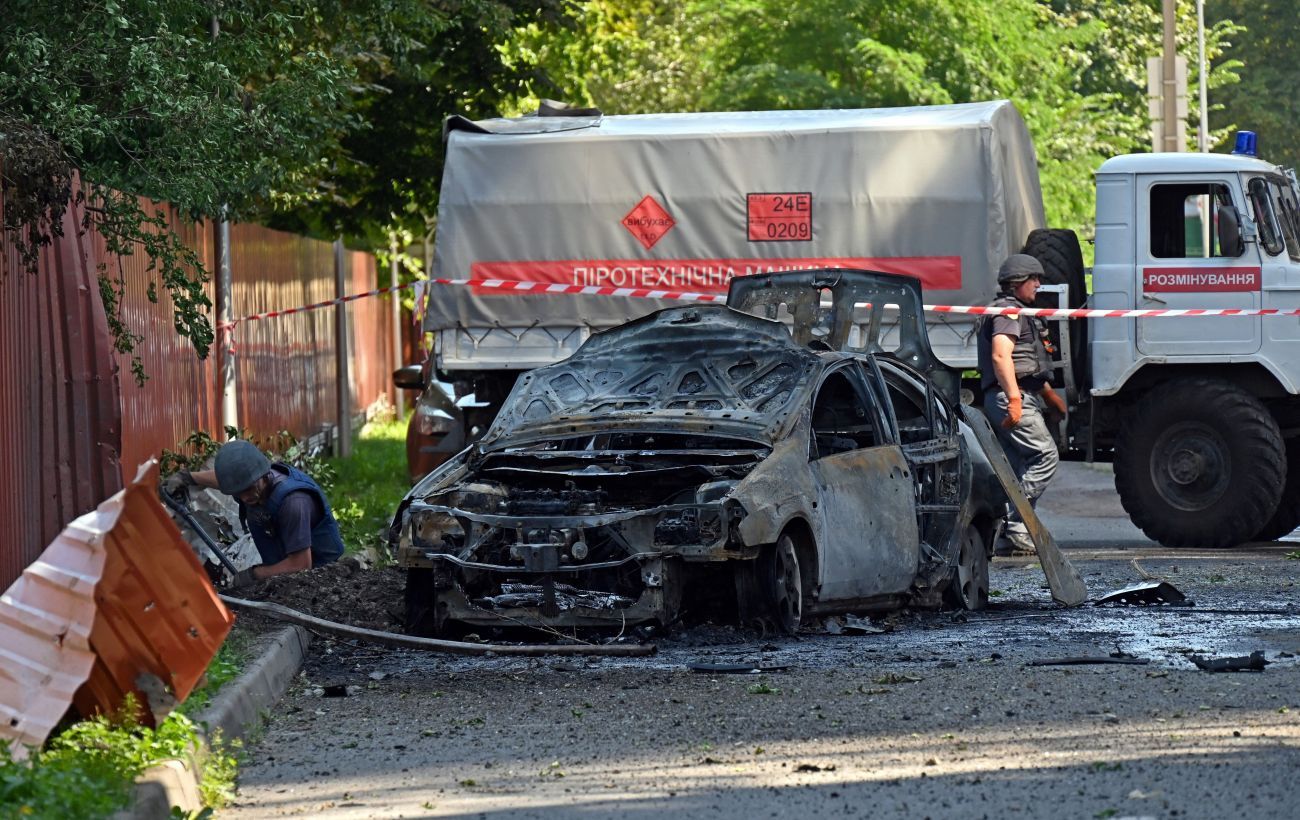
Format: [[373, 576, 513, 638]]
[[1041, 387, 1068, 421], [1001, 394, 1023, 430], [162, 469, 195, 497], [228, 568, 259, 590]]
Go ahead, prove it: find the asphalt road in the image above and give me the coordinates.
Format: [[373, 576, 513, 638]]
[[224, 463, 1300, 819]]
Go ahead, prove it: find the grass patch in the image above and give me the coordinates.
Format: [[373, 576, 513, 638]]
[[179, 627, 253, 716], [326, 414, 410, 555], [0, 696, 238, 817]]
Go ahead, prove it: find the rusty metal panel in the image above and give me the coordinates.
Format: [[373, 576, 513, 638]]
[[73, 461, 233, 724], [346, 250, 395, 416], [229, 224, 337, 441], [0, 173, 124, 593], [109, 199, 220, 473]]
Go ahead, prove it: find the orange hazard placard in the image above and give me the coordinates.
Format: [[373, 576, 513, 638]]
[[748, 193, 812, 242]]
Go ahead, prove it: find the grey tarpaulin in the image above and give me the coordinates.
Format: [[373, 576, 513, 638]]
[[425, 101, 1045, 358]]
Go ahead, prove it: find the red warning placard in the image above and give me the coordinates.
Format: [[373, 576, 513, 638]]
[[747, 193, 812, 242]]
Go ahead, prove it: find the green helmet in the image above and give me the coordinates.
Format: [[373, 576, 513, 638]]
[[214, 440, 271, 495], [997, 254, 1044, 286]]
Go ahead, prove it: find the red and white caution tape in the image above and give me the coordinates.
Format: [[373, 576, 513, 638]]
[[219, 276, 1300, 333]]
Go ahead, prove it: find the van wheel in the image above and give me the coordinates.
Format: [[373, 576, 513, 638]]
[[1254, 440, 1300, 541], [1114, 379, 1284, 548], [943, 524, 989, 611]]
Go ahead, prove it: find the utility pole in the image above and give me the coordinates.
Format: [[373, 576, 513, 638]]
[[390, 235, 403, 415], [1196, 0, 1208, 152], [212, 14, 239, 432], [1161, 0, 1179, 153]]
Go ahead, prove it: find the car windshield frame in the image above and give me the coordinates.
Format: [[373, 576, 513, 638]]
[[478, 306, 821, 451]]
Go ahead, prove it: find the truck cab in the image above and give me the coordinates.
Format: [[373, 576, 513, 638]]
[[1077, 149, 1300, 547]]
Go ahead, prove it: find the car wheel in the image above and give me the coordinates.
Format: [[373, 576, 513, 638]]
[[766, 534, 804, 634], [944, 524, 988, 611], [403, 567, 442, 637]]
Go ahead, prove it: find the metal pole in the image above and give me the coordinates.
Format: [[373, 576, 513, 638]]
[[1196, 0, 1208, 152], [216, 213, 238, 432], [334, 239, 352, 457], [212, 14, 239, 433], [1162, 0, 1179, 152], [390, 235, 403, 415]]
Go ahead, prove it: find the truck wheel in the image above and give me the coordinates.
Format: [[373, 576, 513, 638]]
[[1022, 228, 1085, 306], [1114, 379, 1284, 548], [1253, 440, 1300, 541], [1022, 228, 1087, 390]]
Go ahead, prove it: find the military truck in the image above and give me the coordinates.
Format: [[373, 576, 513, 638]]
[[396, 100, 1300, 549]]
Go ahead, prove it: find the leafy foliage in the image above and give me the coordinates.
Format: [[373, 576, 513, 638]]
[[0, 696, 238, 817], [1, 0, 547, 377], [514, 0, 1246, 239], [1208, 1, 1300, 165]]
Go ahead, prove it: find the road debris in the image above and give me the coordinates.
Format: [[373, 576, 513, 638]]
[[1095, 581, 1188, 607], [686, 662, 789, 674], [1188, 651, 1270, 673], [794, 763, 837, 773], [1027, 656, 1150, 667]]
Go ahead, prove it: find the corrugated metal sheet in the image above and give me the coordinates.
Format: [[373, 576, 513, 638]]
[[0, 491, 106, 757], [113, 200, 221, 472], [229, 224, 337, 440], [1, 168, 397, 592], [346, 250, 395, 416], [73, 461, 233, 725], [0, 172, 124, 593], [0, 459, 231, 754]]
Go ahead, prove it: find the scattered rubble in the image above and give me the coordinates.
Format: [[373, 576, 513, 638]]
[[1188, 651, 1270, 673], [1095, 581, 1188, 607]]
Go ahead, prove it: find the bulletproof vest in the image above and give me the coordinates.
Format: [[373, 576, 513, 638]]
[[238, 462, 345, 567], [977, 295, 1053, 390]]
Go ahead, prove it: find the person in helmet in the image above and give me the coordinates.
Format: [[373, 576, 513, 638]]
[[976, 254, 1068, 557], [166, 440, 344, 586]]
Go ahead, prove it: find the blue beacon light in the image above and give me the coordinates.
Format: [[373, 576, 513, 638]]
[[1232, 131, 1258, 157]]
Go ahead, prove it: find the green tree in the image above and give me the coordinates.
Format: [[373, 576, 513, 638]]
[[515, 0, 1242, 239], [0, 0, 544, 378], [1208, 0, 1299, 165]]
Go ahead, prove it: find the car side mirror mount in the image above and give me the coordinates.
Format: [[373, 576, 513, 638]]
[[394, 364, 426, 391], [1218, 204, 1244, 257]]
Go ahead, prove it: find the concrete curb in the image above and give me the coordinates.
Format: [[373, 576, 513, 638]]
[[120, 625, 312, 819]]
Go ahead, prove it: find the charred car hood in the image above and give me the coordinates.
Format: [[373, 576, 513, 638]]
[[478, 306, 820, 450]]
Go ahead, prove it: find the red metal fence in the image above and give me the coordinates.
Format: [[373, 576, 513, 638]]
[[1, 180, 409, 590], [0, 178, 124, 590]]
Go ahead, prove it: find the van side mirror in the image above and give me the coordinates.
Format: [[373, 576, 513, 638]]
[[1217, 205, 1244, 257], [394, 364, 426, 391]]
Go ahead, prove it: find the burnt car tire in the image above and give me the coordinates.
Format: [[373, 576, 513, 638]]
[[1114, 379, 1284, 548], [764, 534, 804, 635], [403, 567, 442, 637], [943, 524, 989, 611]]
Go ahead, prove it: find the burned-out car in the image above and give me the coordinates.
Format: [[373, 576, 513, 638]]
[[390, 270, 1005, 635]]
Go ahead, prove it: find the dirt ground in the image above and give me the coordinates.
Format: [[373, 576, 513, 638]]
[[221, 464, 1300, 819], [241, 558, 407, 633]]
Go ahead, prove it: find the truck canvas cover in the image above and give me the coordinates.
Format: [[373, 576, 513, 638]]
[[427, 101, 1045, 367]]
